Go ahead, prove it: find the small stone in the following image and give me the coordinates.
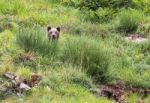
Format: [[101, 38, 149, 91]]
[[0, 87, 7, 92], [125, 35, 148, 43], [3, 72, 16, 80], [19, 83, 31, 91]]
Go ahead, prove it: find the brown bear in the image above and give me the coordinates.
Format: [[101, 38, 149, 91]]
[[47, 26, 60, 40]]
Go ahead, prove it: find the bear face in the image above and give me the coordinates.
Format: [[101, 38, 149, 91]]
[[47, 26, 60, 40]]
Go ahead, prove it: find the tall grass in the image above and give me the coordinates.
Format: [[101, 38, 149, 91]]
[[118, 9, 143, 33], [16, 26, 58, 57], [0, 0, 27, 15], [62, 36, 111, 83]]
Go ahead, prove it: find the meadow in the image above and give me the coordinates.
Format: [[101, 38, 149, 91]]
[[0, 0, 150, 103]]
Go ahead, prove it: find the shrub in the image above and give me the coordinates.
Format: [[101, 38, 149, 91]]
[[62, 0, 132, 23], [62, 36, 111, 83], [78, 0, 132, 11], [16, 26, 58, 57], [62, 0, 132, 10], [80, 8, 115, 23], [118, 9, 143, 33]]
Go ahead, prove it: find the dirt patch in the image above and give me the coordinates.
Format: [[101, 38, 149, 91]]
[[90, 83, 150, 103], [125, 34, 148, 43]]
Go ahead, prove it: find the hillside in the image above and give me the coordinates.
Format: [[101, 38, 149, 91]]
[[0, 0, 150, 103]]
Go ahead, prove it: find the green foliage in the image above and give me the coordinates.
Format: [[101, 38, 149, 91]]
[[0, 0, 27, 15], [132, 0, 150, 13], [62, 36, 111, 83], [62, 0, 80, 7], [63, 0, 132, 23], [68, 22, 111, 38], [136, 19, 150, 37], [62, 0, 132, 10], [118, 9, 143, 33], [41, 66, 94, 90], [0, 17, 14, 32], [78, 0, 132, 11], [16, 26, 58, 57], [80, 8, 115, 23], [127, 93, 140, 103]]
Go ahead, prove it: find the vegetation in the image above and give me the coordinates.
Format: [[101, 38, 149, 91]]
[[16, 26, 58, 57], [0, 0, 150, 103], [118, 9, 143, 33], [62, 36, 110, 83]]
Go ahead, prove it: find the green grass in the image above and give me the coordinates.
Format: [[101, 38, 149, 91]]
[[0, 0, 27, 15], [1, 0, 150, 102], [16, 26, 58, 57], [117, 9, 144, 33], [62, 36, 111, 83]]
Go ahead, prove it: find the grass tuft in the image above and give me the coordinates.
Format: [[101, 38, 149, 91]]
[[118, 9, 143, 33], [62, 36, 111, 83], [16, 26, 58, 57]]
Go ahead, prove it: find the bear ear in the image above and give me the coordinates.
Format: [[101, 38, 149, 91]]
[[47, 26, 51, 31], [56, 26, 60, 32]]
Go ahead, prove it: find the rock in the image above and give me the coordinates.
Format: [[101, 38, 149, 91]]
[[125, 34, 148, 43], [2, 72, 42, 97], [3, 72, 16, 80], [0, 87, 7, 92], [19, 83, 31, 91], [11, 76, 22, 85]]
